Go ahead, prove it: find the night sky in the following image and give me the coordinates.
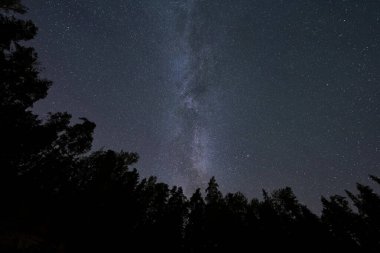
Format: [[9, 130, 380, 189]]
[[26, 0, 379, 211]]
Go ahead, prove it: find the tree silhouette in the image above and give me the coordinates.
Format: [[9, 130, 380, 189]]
[[345, 179, 380, 250], [223, 192, 248, 251], [185, 188, 206, 252], [0, 2, 95, 251], [1, 0, 48, 188], [1, 0, 26, 13], [204, 177, 225, 251], [321, 195, 360, 251]]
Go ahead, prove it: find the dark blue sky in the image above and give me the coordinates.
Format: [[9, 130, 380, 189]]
[[26, 0, 380, 211]]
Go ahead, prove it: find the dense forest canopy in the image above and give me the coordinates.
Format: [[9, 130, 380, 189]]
[[0, 1, 379, 252]]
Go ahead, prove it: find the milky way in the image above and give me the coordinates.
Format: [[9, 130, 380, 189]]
[[162, 0, 220, 193]]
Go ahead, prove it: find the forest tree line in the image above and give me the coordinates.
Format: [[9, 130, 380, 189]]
[[1, 1, 380, 252]]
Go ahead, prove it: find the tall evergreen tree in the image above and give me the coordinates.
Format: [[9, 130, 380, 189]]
[[186, 188, 206, 252], [0, 2, 95, 251], [0, 0, 95, 193]]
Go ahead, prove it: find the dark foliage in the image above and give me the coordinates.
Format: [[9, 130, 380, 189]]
[[1, 2, 380, 252]]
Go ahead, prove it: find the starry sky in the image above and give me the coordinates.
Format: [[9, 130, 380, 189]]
[[25, 0, 379, 211]]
